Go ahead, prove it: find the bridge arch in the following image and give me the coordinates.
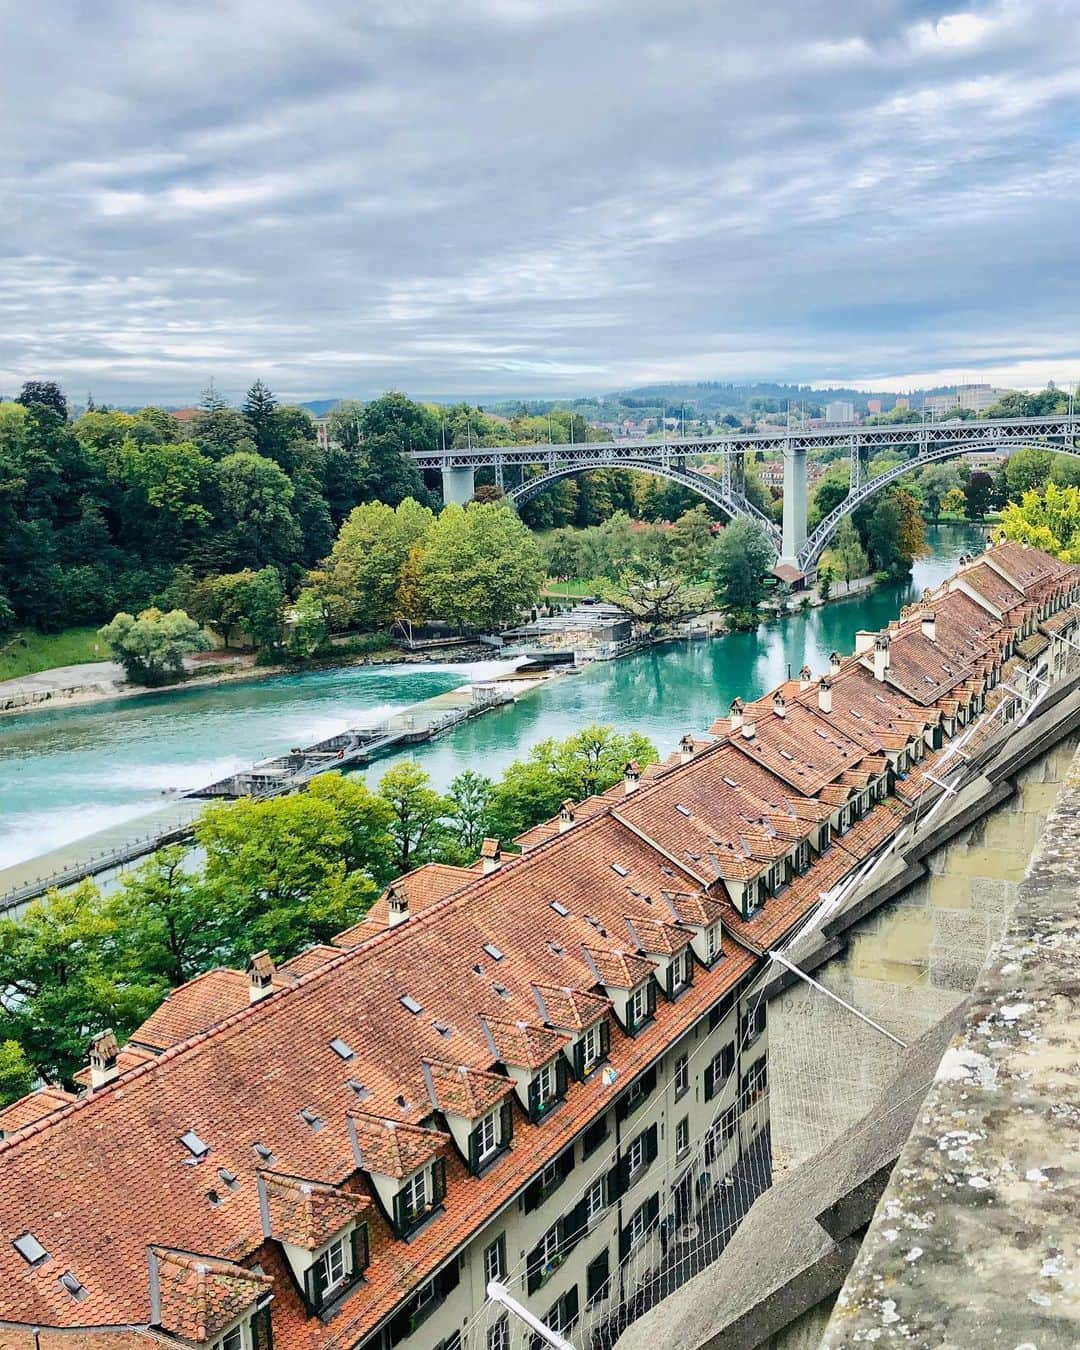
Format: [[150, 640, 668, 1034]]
[[507, 459, 781, 546], [801, 438, 1080, 568]]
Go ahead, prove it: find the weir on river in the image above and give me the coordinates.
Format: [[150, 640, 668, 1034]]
[[0, 525, 987, 894]]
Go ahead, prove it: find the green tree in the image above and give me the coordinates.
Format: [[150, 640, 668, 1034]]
[[942, 487, 967, 517], [713, 518, 773, 610], [17, 380, 68, 418], [377, 761, 452, 873], [964, 471, 994, 520], [0, 1040, 33, 1107], [196, 794, 376, 959], [242, 379, 278, 458], [304, 774, 396, 883], [828, 516, 869, 586], [1005, 449, 1053, 499], [0, 882, 164, 1085], [817, 561, 833, 600], [998, 483, 1080, 561], [544, 529, 582, 590], [447, 770, 497, 856], [419, 503, 544, 631], [216, 451, 300, 571], [99, 607, 210, 685], [188, 570, 254, 647], [106, 847, 219, 987], [605, 529, 706, 628], [311, 498, 434, 630], [919, 462, 959, 523], [1049, 454, 1080, 488], [668, 506, 715, 577]]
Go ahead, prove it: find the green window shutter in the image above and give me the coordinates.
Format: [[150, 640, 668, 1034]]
[[432, 1157, 447, 1205], [523, 1177, 543, 1213], [586, 1249, 610, 1304], [572, 1038, 585, 1080], [526, 1244, 543, 1295], [558, 1145, 574, 1179], [646, 1193, 660, 1228], [527, 1075, 540, 1121], [605, 1161, 623, 1204], [645, 1123, 658, 1166], [251, 1304, 273, 1350], [646, 979, 657, 1019], [437, 1256, 460, 1297], [468, 1125, 481, 1175], [703, 1062, 715, 1101], [499, 1096, 513, 1147], [598, 1018, 611, 1062], [642, 1066, 657, 1096], [304, 1258, 327, 1312], [563, 1285, 579, 1327], [555, 1054, 570, 1100], [392, 1189, 408, 1237], [350, 1223, 369, 1276], [619, 1222, 632, 1263]]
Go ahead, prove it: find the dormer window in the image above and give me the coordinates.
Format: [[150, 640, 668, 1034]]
[[667, 948, 692, 998], [625, 979, 657, 1036], [527, 1056, 569, 1122], [572, 1019, 610, 1080], [303, 1225, 368, 1312], [704, 923, 721, 964], [467, 1100, 513, 1174], [392, 1160, 447, 1237]]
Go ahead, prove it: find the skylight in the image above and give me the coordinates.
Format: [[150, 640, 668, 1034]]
[[611, 863, 629, 877], [218, 1168, 239, 1190], [550, 901, 569, 917], [780, 750, 793, 760], [253, 1142, 275, 1164], [179, 1129, 209, 1159], [299, 1107, 323, 1131], [347, 1079, 372, 1100], [722, 776, 739, 788], [433, 1021, 453, 1038], [13, 1232, 48, 1266], [329, 1037, 355, 1060], [59, 1271, 88, 1300], [400, 995, 423, 1014], [675, 804, 691, 817], [482, 943, 504, 962]]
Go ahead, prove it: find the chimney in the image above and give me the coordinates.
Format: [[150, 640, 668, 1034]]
[[829, 651, 842, 674], [772, 691, 786, 718], [854, 631, 875, 656], [818, 676, 833, 714], [679, 733, 695, 764], [623, 760, 641, 794], [729, 698, 744, 732], [873, 633, 891, 682], [88, 1029, 119, 1090], [479, 838, 502, 874], [386, 883, 410, 928], [920, 609, 937, 643], [799, 665, 813, 692], [558, 800, 576, 833], [741, 719, 756, 741], [246, 950, 275, 1002]]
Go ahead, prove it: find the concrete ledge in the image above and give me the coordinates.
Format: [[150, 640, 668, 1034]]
[[822, 742, 1080, 1348]]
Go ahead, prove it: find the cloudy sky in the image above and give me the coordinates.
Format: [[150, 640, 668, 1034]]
[[1, 0, 1078, 406]]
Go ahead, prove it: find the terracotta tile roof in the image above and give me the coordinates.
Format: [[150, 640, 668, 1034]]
[[726, 703, 866, 795], [624, 915, 693, 955], [150, 1247, 272, 1343], [128, 970, 265, 1052], [955, 561, 1025, 615], [258, 1171, 367, 1249], [531, 985, 611, 1031], [1041, 608, 1079, 636], [73, 1045, 155, 1089], [335, 863, 481, 941], [880, 629, 978, 707], [348, 1114, 448, 1180], [986, 540, 1069, 593], [584, 947, 656, 990], [482, 1018, 568, 1069], [0, 1086, 77, 1137], [660, 890, 727, 927], [421, 1060, 514, 1118], [278, 945, 342, 977]]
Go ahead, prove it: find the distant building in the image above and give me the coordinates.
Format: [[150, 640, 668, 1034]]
[[924, 393, 957, 415], [825, 401, 856, 424], [958, 384, 1007, 413], [895, 397, 910, 411], [172, 407, 200, 425], [867, 399, 882, 415]]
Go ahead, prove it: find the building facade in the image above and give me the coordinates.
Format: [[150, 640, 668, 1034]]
[[0, 543, 1078, 1350]]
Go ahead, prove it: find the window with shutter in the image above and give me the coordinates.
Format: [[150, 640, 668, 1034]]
[[703, 1062, 715, 1101], [586, 1249, 610, 1305], [250, 1305, 273, 1350], [582, 1113, 608, 1157]]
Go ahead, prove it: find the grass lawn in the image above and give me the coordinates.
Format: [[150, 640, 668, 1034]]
[[541, 578, 604, 600], [0, 628, 108, 681]]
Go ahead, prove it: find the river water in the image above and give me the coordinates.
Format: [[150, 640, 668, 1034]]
[[0, 525, 985, 872]]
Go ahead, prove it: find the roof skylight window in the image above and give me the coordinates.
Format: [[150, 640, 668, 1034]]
[[722, 776, 739, 788], [550, 901, 569, 917], [179, 1129, 209, 1159], [675, 804, 692, 817], [218, 1168, 239, 1190], [348, 1079, 372, 1100], [253, 1142, 275, 1164], [13, 1233, 48, 1266], [482, 943, 504, 962], [400, 995, 423, 1014], [329, 1037, 355, 1060], [299, 1107, 324, 1131], [611, 863, 629, 877], [780, 750, 794, 760]]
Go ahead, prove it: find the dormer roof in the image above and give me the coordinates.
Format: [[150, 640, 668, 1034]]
[[149, 1247, 271, 1343], [584, 947, 656, 990], [421, 1060, 514, 1118], [348, 1113, 448, 1180], [531, 985, 611, 1031], [258, 1171, 366, 1250], [481, 1018, 569, 1069]]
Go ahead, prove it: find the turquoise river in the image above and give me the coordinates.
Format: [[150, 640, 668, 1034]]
[[0, 525, 985, 873]]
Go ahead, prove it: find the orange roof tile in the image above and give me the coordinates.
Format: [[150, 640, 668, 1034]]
[[0, 1086, 77, 1137], [421, 1060, 514, 1118], [150, 1247, 272, 1343], [258, 1171, 366, 1250], [482, 1019, 568, 1069], [348, 1114, 448, 1180]]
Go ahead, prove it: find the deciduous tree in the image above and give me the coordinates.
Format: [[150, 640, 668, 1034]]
[[713, 518, 773, 610], [99, 607, 210, 685]]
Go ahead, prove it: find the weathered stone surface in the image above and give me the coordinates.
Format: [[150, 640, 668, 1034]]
[[822, 744, 1080, 1349]]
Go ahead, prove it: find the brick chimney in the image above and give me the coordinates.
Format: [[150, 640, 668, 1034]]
[[772, 691, 786, 718], [479, 838, 502, 874], [88, 1029, 119, 1090], [679, 733, 695, 765], [729, 698, 744, 732], [873, 633, 891, 682], [558, 800, 576, 833], [799, 665, 813, 692], [818, 675, 833, 714], [386, 883, 410, 928], [246, 950, 275, 1001], [920, 609, 937, 643], [623, 760, 641, 794]]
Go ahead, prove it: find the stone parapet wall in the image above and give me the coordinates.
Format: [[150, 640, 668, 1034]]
[[822, 741, 1080, 1348]]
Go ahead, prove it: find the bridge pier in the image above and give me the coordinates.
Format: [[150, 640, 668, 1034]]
[[441, 465, 475, 506], [780, 443, 808, 569]]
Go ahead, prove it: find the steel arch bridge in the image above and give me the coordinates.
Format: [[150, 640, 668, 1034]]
[[406, 414, 1080, 571]]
